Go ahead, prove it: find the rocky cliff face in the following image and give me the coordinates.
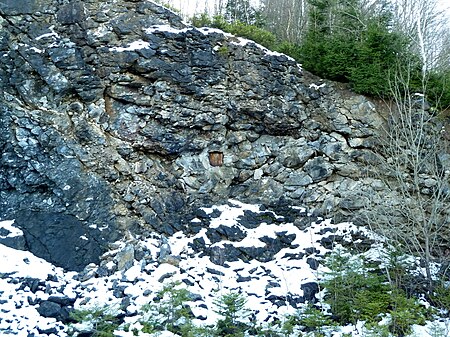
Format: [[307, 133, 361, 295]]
[[0, 0, 385, 270]]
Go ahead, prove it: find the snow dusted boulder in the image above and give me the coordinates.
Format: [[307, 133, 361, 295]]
[[37, 300, 65, 320]]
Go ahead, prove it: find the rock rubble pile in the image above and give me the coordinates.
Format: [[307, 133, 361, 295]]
[[0, 201, 383, 336]]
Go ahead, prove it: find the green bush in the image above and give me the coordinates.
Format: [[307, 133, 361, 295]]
[[431, 280, 450, 311], [69, 305, 119, 337], [226, 21, 277, 49], [298, 15, 411, 97], [428, 70, 450, 110], [388, 290, 429, 336], [322, 249, 391, 325], [214, 292, 250, 337], [362, 322, 391, 337], [141, 281, 194, 336], [192, 14, 276, 49], [299, 305, 334, 334], [276, 41, 302, 62], [321, 248, 432, 336]]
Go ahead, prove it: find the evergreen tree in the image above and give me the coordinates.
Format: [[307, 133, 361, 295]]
[[214, 292, 250, 337], [299, 0, 415, 96]]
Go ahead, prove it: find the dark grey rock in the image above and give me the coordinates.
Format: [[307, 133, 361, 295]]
[[206, 267, 225, 276], [319, 235, 343, 249], [115, 244, 135, 271], [339, 196, 366, 210], [287, 294, 305, 308], [38, 326, 59, 335], [14, 211, 108, 272], [47, 295, 76, 307], [306, 257, 319, 270], [267, 294, 286, 307], [237, 275, 252, 282], [238, 210, 277, 229], [21, 278, 42, 293], [113, 286, 127, 299], [301, 282, 319, 303], [304, 157, 334, 182], [0, 234, 26, 251], [157, 238, 171, 262], [37, 300, 62, 319], [209, 245, 242, 264], [0, 0, 38, 15], [0, 0, 414, 274], [215, 225, 246, 242]]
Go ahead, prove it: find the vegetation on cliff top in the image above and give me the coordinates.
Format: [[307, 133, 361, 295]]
[[191, 0, 450, 110]]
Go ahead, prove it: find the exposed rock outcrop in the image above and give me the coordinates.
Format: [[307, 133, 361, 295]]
[[0, 0, 389, 270]]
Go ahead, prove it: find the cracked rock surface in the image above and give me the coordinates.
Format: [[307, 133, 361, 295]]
[[1, 0, 387, 270]]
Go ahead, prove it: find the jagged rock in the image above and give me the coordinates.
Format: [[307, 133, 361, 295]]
[[238, 210, 277, 229], [0, 221, 26, 250], [0, 0, 420, 272], [304, 157, 334, 183], [36, 300, 62, 319], [237, 275, 253, 282], [209, 245, 242, 264], [301, 282, 319, 303], [20, 278, 42, 293], [38, 326, 59, 335], [78, 263, 98, 282], [339, 196, 367, 210], [306, 257, 320, 270], [115, 244, 135, 271], [159, 255, 181, 267], [215, 224, 246, 241], [158, 237, 172, 262], [47, 295, 76, 307]]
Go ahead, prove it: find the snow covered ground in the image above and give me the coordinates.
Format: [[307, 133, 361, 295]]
[[1, 200, 449, 336]]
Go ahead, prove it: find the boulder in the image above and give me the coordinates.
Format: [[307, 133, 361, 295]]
[[115, 244, 135, 271]]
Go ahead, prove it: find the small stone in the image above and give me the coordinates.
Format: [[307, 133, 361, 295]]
[[424, 178, 437, 188], [306, 257, 319, 270], [301, 282, 319, 302]]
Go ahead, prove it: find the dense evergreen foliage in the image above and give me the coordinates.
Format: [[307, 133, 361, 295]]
[[192, 0, 450, 109], [192, 14, 277, 50], [322, 249, 431, 336]]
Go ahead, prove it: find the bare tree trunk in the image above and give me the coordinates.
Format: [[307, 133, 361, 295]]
[[364, 65, 449, 293], [360, 0, 450, 293], [261, 0, 308, 43], [391, 0, 449, 69]]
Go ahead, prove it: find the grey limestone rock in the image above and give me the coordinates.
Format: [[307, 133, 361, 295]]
[[0, 0, 394, 271], [115, 244, 135, 271]]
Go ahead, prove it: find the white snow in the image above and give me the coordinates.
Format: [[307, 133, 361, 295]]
[[144, 25, 190, 35], [109, 40, 151, 52], [92, 24, 112, 38], [309, 83, 326, 90], [1, 200, 449, 336], [29, 46, 44, 54], [35, 25, 60, 41], [197, 27, 233, 37], [0, 220, 23, 238], [143, 25, 296, 64], [230, 36, 296, 62]]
